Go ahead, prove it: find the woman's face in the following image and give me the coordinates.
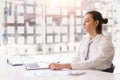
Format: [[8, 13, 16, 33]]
[[83, 14, 98, 33]]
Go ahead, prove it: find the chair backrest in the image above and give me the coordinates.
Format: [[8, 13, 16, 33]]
[[102, 64, 114, 73], [104, 33, 112, 40]]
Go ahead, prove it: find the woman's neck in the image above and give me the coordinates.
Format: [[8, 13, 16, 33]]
[[89, 32, 98, 40]]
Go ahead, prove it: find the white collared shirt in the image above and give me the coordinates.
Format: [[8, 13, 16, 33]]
[[71, 34, 115, 70]]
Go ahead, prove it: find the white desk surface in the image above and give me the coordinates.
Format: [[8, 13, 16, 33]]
[[0, 56, 120, 80]]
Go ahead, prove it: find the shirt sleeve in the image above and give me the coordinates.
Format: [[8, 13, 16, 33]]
[[71, 38, 115, 70]]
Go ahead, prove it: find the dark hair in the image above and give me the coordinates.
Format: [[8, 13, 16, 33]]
[[86, 11, 108, 34]]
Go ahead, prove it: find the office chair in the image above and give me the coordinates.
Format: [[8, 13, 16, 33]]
[[102, 64, 114, 73]]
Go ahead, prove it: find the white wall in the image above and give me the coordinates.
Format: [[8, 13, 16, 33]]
[[112, 0, 120, 73]]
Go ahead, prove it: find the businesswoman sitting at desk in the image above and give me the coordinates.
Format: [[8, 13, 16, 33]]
[[49, 10, 114, 71]]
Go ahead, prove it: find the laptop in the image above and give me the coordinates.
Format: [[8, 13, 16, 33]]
[[24, 62, 49, 70], [7, 56, 23, 66]]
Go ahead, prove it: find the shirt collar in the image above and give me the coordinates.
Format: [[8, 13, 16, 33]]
[[88, 34, 102, 42]]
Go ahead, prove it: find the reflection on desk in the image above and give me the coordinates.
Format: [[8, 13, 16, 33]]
[[0, 57, 120, 80]]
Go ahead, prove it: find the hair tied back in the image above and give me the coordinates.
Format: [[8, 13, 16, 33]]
[[102, 18, 108, 24]]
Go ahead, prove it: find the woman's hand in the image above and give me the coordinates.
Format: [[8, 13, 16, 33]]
[[49, 62, 72, 70], [49, 62, 63, 70]]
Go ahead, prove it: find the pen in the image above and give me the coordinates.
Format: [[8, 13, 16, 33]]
[[57, 61, 60, 63]]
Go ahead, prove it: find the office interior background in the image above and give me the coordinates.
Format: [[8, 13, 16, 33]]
[[0, 0, 120, 64]]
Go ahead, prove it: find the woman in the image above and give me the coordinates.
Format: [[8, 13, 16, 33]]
[[49, 11, 114, 71]]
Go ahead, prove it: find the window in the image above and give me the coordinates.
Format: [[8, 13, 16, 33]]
[[1, 0, 113, 55]]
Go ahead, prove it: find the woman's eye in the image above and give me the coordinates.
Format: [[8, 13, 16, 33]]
[[85, 20, 89, 22]]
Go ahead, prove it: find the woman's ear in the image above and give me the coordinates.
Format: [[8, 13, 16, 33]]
[[95, 20, 99, 26]]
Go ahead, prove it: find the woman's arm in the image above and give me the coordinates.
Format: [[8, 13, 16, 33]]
[[49, 63, 72, 70]]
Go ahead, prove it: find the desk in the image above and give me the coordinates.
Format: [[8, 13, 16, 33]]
[[0, 57, 120, 80]]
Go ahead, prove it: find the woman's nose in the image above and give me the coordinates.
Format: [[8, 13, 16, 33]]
[[83, 22, 85, 26]]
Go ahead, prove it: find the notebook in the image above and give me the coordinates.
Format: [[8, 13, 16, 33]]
[[25, 62, 49, 70]]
